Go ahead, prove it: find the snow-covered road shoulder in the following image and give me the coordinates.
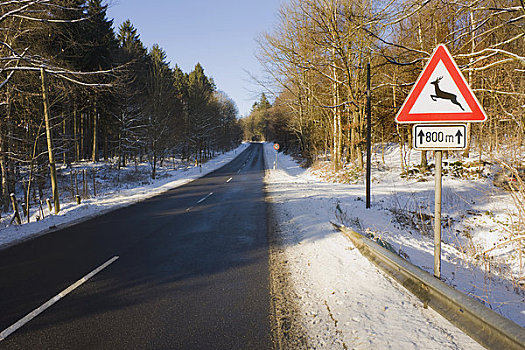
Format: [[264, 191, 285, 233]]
[[0, 143, 250, 249], [264, 143, 484, 349]]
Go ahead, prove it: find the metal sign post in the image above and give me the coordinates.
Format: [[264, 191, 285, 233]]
[[413, 125, 466, 279], [434, 150, 443, 278], [273, 143, 280, 170]]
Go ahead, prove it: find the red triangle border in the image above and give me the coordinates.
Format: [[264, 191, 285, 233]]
[[395, 45, 487, 123]]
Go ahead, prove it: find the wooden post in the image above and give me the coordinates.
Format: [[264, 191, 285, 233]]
[[10, 193, 21, 225], [434, 150, 443, 279], [39, 200, 45, 219], [75, 170, 79, 197], [41, 67, 60, 214], [21, 179, 29, 222], [70, 171, 75, 198], [83, 169, 87, 197], [21, 203, 27, 219], [46, 198, 52, 213], [92, 169, 96, 197]]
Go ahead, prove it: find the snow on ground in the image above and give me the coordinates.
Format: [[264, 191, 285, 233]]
[[1, 140, 522, 347], [0, 143, 250, 249], [264, 142, 524, 348]]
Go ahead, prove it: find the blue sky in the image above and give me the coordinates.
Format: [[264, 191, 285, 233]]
[[106, 0, 283, 117]]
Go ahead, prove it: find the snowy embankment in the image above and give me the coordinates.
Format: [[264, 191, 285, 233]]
[[0, 143, 250, 249], [264, 142, 523, 349]]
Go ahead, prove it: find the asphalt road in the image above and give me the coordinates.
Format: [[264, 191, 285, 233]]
[[0, 143, 272, 349]]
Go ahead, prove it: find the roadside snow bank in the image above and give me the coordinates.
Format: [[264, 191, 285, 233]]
[[0, 143, 250, 249], [264, 142, 522, 348]]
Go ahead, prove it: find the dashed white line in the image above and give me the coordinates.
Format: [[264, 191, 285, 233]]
[[197, 192, 213, 204], [0, 256, 120, 342]]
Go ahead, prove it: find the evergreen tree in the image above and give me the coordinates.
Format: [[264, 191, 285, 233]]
[[115, 19, 149, 168], [188, 63, 215, 104], [145, 44, 177, 178], [81, 0, 119, 161], [82, 0, 118, 71], [117, 20, 147, 58], [187, 63, 216, 164], [258, 93, 272, 110], [242, 93, 274, 141]]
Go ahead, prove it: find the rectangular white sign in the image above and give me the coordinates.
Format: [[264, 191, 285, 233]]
[[413, 124, 467, 150]]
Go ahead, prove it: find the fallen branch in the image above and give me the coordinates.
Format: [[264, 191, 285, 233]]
[[474, 235, 525, 260]]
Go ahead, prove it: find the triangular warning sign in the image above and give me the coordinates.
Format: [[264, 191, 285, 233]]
[[395, 44, 487, 123]]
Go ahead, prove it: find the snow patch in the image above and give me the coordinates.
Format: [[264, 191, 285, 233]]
[[264, 142, 523, 348]]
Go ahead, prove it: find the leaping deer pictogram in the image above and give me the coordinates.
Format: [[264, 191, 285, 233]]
[[430, 76, 464, 111]]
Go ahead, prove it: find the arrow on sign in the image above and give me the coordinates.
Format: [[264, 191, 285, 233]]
[[455, 129, 463, 144], [418, 130, 425, 145]]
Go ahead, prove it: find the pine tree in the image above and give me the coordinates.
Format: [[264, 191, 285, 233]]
[[81, 0, 119, 162], [145, 44, 177, 179], [187, 63, 216, 164], [115, 19, 149, 168], [258, 93, 271, 110], [82, 0, 118, 71]]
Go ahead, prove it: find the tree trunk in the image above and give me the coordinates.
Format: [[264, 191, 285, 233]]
[[62, 116, 67, 165], [41, 67, 60, 214], [417, 15, 428, 169], [463, 9, 476, 158], [74, 106, 79, 162], [421, 150, 428, 171], [462, 123, 472, 158], [332, 59, 342, 170], [80, 112, 84, 160], [6, 90, 15, 206], [0, 120, 8, 210], [92, 100, 98, 162], [351, 110, 358, 163], [104, 132, 108, 162], [397, 125, 406, 174]]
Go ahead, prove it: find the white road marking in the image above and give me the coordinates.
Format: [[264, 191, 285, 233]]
[[197, 192, 213, 204], [0, 256, 119, 342], [226, 177, 232, 183]]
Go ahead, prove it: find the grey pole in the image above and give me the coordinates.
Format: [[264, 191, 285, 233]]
[[434, 150, 443, 278], [366, 63, 371, 209]]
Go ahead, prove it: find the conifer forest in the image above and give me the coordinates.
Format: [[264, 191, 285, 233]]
[[0, 1, 242, 215]]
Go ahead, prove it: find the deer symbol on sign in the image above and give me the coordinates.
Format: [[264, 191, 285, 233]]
[[430, 76, 464, 110]]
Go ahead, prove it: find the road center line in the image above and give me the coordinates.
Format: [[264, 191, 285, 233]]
[[0, 255, 120, 342], [226, 177, 232, 183], [197, 192, 213, 204]]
